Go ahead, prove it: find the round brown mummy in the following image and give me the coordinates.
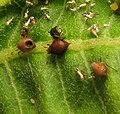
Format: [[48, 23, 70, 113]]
[[17, 37, 36, 53], [47, 39, 70, 55], [91, 62, 107, 77]]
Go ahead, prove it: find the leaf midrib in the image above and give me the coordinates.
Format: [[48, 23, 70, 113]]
[[0, 38, 120, 64]]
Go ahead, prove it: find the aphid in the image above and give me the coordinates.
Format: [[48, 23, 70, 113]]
[[6, 17, 14, 26], [88, 24, 99, 38], [76, 68, 84, 80], [49, 26, 61, 39], [91, 62, 107, 77], [24, 9, 29, 19], [21, 28, 28, 37], [17, 37, 36, 53], [47, 39, 70, 55]]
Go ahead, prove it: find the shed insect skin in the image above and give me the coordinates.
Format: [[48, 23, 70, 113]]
[[91, 62, 107, 77], [76, 68, 84, 80], [17, 37, 36, 53], [49, 26, 61, 39], [48, 26, 70, 55], [6, 17, 14, 26]]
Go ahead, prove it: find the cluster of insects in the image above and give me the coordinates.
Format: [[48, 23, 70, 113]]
[[76, 61, 108, 80], [5, 0, 117, 80]]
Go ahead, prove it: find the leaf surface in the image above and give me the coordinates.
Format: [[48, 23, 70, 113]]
[[0, 0, 120, 114]]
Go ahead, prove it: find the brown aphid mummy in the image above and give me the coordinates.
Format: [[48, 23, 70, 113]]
[[47, 39, 70, 55], [91, 62, 107, 77], [17, 37, 36, 53]]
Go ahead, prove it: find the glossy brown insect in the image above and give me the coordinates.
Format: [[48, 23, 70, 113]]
[[47, 39, 70, 55], [17, 37, 36, 53], [49, 26, 61, 39], [91, 62, 107, 77]]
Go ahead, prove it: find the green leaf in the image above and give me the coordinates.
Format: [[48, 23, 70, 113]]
[[0, 0, 120, 114]]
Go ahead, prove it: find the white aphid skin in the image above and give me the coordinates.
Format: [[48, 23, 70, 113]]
[[108, 0, 111, 4], [70, 7, 78, 12], [41, 7, 49, 11], [88, 24, 99, 37], [44, 12, 50, 20], [6, 17, 14, 26], [103, 23, 110, 27], [90, 3, 95, 7], [83, 11, 95, 19], [78, 3, 87, 9], [41, 7, 50, 20], [26, 0, 34, 5], [76, 68, 84, 80], [85, 0, 91, 3], [30, 98, 35, 104], [45, 0, 49, 4], [24, 18, 31, 28], [30, 16, 36, 24], [67, 0, 76, 4], [24, 9, 29, 19]]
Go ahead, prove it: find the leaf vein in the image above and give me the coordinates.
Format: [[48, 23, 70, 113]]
[[4, 61, 23, 114]]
